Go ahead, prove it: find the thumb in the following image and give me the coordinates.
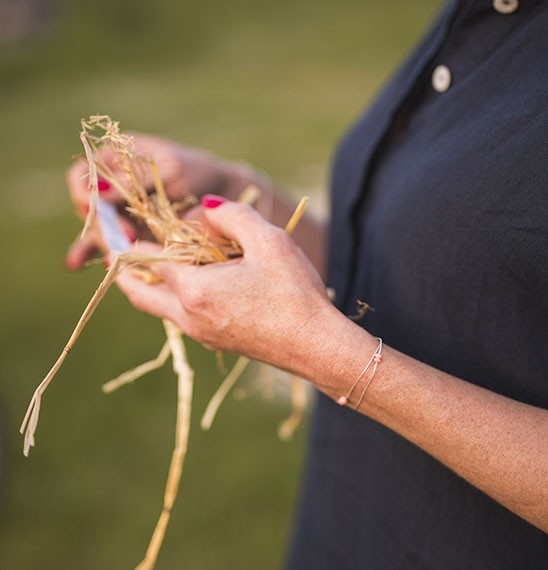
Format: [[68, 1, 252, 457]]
[[201, 198, 272, 254], [65, 231, 99, 270]]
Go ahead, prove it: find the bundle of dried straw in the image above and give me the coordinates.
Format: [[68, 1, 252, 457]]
[[20, 115, 308, 570]]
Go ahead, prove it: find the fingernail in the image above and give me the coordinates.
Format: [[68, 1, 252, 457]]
[[124, 228, 137, 243], [98, 178, 111, 192], [104, 257, 111, 268], [201, 194, 226, 208]]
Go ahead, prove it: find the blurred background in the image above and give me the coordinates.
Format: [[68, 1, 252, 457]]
[[0, 0, 442, 568]]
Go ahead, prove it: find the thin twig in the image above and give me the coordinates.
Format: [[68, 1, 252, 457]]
[[201, 356, 251, 430], [20, 255, 124, 456], [135, 320, 193, 570], [284, 197, 308, 235], [102, 340, 171, 394]]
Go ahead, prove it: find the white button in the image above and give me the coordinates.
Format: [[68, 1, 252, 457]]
[[493, 0, 519, 14], [432, 65, 452, 93]]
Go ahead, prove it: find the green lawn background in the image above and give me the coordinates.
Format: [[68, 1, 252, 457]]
[[0, 1, 442, 568]]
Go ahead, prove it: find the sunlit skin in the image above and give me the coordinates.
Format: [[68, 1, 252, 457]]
[[67, 133, 548, 533]]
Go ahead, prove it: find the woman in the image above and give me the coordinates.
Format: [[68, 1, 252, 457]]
[[67, 0, 548, 567]]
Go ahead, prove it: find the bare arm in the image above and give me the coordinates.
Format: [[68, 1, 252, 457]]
[[297, 312, 548, 533], [115, 201, 548, 533]]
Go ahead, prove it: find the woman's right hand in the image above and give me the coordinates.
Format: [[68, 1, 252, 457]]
[[115, 200, 334, 372], [65, 132, 255, 269]]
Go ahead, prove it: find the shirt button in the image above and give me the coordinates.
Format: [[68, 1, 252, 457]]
[[432, 65, 452, 93], [493, 0, 519, 14]]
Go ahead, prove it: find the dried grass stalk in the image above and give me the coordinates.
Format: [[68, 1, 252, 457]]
[[101, 340, 171, 394], [201, 356, 251, 430], [135, 319, 194, 570]]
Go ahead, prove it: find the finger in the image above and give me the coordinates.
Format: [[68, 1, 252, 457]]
[[124, 240, 231, 305], [67, 160, 92, 217], [67, 158, 125, 214], [124, 241, 185, 289], [65, 231, 100, 270], [115, 216, 138, 244], [181, 204, 226, 241], [116, 269, 183, 324], [126, 131, 186, 186], [202, 200, 275, 254], [128, 241, 163, 255]]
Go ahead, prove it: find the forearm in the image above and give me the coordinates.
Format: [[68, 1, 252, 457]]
[[297, 309, 548, 532]]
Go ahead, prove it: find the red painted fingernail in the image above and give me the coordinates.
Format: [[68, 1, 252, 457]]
[[98, 178, 111, 192], [104, 257, 111, 268], [124, 228, 137, 243], [201, 194, 226, 208]]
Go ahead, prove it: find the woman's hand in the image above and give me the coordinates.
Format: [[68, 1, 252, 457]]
[[65, 133, 253, 270], [115, 199, 334, 373]]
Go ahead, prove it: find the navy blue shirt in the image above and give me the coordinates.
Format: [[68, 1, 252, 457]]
[[287, 1, 548, 568]]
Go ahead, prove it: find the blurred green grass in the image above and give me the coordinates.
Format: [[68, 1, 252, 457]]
[[0, 1, 442, 568]]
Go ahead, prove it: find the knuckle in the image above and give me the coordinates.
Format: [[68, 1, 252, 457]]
[[264, 226, 292, 252], [234, 202, 260, 223]]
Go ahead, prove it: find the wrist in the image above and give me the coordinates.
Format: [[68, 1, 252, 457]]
[[288, 304, 378, 399]]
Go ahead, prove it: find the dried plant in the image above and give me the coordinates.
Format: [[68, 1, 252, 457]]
[[20, 115, 308, 570]]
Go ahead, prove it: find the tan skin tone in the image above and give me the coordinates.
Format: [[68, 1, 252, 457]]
[[67, 133, 548, 533]]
